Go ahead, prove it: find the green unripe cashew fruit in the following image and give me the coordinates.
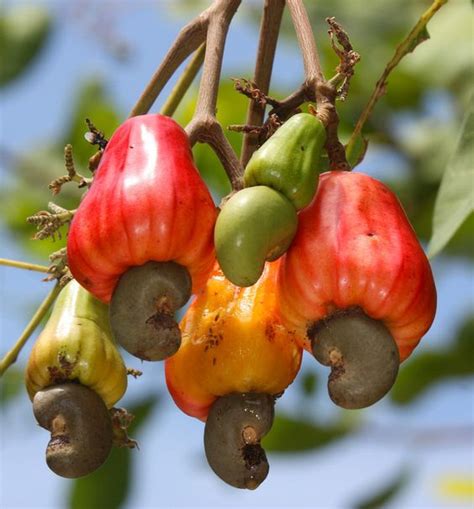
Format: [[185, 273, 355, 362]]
[[244, 113, 327, 210], [215, 186, 297, 287]]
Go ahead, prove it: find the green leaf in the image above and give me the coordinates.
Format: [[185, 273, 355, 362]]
[[345, 132, 368, 169], [354, 468, 410, 509], [68, 395, 158, 509], [263, 413, 354, 453], [391, 315, 474, 405], [299, 371, 319, 397], [428, 96, 474, 257], [0, 4, 52, 87], [0, 367, 24, 407]]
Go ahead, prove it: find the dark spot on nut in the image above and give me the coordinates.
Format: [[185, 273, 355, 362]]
[[204, 392, 274, 490]]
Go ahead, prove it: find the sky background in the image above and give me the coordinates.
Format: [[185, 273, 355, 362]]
[[1, 1, 473, 508]]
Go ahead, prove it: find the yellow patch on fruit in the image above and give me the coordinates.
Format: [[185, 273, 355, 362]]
[[165, 261, 303, 419], [25, 280, 127, 408]]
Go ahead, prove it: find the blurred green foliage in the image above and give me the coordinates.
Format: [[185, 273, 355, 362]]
[[0, 4, 52, 87], [428, 98, 474, 257], [392, 314, 474, 405], [0, 367, 24, 407], [353, 468, 411, 509], [69, 396, 158, 509], [264, 412, 356, 453], [0, 79, 120, 257], [299, 370, 319, 397]]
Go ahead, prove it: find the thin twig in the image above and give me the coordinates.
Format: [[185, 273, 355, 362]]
[[240, 0, 285, 166], [286, 0, 325, 87], [0, 258, 50, 273], [346, 0, 448, 161], [0, 282, 62, 376], [232, 78, 281, 108], [185, 0, 243, 191], [286, 0, 350, 170], [268, 83, 311, 120], [128, 6, 211, 117], [160, 43, 206, 117]]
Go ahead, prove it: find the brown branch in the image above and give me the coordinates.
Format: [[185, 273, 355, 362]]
[[268, 83, 311, 120], [128, 3, 215, 117], [231, 80, 310, 143], [286, 0, 324, 88], [160, 43, 206, 117], [232, 78, 280, 109], [286, 0, 351, 171], [240, 0, 285, 166], [185, 0, 243, 191], [49, 144, 91, 195]]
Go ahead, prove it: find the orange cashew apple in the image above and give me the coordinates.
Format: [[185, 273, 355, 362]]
[[165, 260, 303, 489]]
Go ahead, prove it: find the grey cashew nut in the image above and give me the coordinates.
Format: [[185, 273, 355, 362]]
[[110, 261, 192, 361], [33, 383, 112, 478], [204, 392, 274, 490], [310, 308, 400, 409]]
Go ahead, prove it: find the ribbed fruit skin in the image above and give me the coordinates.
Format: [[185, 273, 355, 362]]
[[67, 114, 217, 303], [244, 113, 327, 210], [165, 260, 303, 420], [277, 171, 437, 362], [25, 280, 127, 408]]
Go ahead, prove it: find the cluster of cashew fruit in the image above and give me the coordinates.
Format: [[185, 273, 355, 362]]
[[25, 112, 436, 488]]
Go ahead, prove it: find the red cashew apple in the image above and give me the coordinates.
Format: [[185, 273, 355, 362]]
[[277, 170, 437, 408], [67, 114, 217, 361]]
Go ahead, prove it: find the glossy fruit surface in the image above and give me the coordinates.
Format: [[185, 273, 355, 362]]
[[244, 113, 327, 210], [67, 114, 217, 303], [278, 171, 437, 361], [165, 260, 303, 420], [215, 186, 297, 287], [26, 280, 127, 408]]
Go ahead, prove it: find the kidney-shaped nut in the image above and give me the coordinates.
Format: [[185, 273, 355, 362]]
[[310, 308, 400, 409], [33, 383, 113, 478], [215, 186, 297, 287], [204, 392, 274, 490], [110, 261, 192, 361]]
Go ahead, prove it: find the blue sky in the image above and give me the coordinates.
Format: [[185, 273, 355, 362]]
[[1, 2, 473, 508]]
